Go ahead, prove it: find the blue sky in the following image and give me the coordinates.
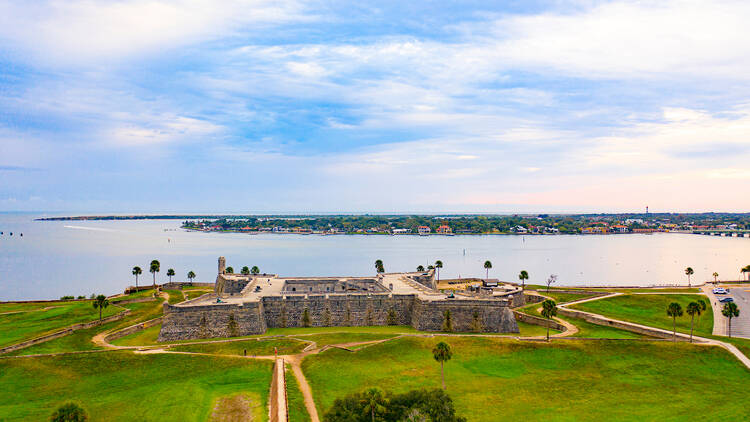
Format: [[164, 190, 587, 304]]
[[2, 0, 750, 213]]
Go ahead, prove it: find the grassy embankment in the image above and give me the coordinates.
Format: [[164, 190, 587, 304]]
[[302, 336, 750, 421], [5, 296, 164, 356], [286, 365, 311, 422], [0, 300, 121, 349], [524, 284, 700, 294], [0, 351, 272, 421], [569, 294, 713, 337]]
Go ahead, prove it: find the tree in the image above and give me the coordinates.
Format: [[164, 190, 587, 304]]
[[696, 299, 707, 328], [166, 268, 175, 282], [742, 265, 750, 282], [360, 387, 387, 422], [666, 302, 683, 341], [685, 267, 694, 287], [132, 266, 142, 289], [712, 272, 719, 283], [541, 299, 557, 341], [251, 266, 260, 275], [149, 259, 160, 288], [722, 302, 740, 337], [92, 294, 109, 322], [435, 260, 443, 281], [416, 265, 425, 272], [483, 260, 492, 281], [518, 270, 529, 290], [241, 266, 250, 275], [187, 271, 196, 283], [432, 342, 453, 390], [375, 259, 385, 273], [225, 266, 234, 274], [546, 274, 557, 293], [686, 302, 702, 343], [50, 402, 88, 422]]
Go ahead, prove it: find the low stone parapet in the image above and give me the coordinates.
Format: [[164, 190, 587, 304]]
[[513, 310, 566, 332]]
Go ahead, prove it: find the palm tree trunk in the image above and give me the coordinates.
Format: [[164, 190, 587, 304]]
[[99, 307, 102, 322], [690, 315, 694, 343], [371, 407, 375, 422], [135, 275, 138, 289], [441, 361, 446, 390], [729, 318, 732, 338], [673, 317, 676, 342], [546, 325, 550, 341]]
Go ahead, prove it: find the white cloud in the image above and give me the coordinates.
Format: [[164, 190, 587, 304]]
[[0, 0, 309, 65], [106, 115, 222, 146]]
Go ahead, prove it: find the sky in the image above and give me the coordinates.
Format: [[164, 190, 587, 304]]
[[2, 0, 750, 214]]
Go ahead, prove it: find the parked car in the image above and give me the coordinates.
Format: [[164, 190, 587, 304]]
[[719, 297, 734, 303], [713, 288, 728, 294]]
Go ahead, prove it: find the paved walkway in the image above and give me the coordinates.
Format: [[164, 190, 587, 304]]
[[701, 284, 750, 338]]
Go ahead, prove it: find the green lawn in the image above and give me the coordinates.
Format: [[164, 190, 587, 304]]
[[561, 316, 650, 339], [111, 324, 162, 347], [6, 300, 166, 355], [286, 365, 311, 422], [265, 325, 421, 336], [0, 300, 122, 348], [163, 289, 185, 304], [707, 335, 750, 359], [289, 333, 397, 348], [185, 290, 213, 300], [570, 294, 713, 337], [171, 338, 307, 356], [302, 336, 750, 421], [524, 285, 700, 294], [0, 351, 272, 421], [540, 291, 599, 304]]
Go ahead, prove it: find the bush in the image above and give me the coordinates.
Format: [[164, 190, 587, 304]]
[[60, 296, 75, 300], [323, 388, 466, 422], [50, 402, 88, 421]]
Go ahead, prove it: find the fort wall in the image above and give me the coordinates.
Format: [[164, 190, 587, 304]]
[[159, 293, 519, 341]]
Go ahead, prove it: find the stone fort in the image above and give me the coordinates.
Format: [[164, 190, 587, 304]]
[[158, 257, 522, 341]]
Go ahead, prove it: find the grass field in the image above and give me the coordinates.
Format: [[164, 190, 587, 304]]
[[5, 298, 165, 355], [171, 338, 307, 356], [302, 336, 750, 421], [561, 316, 650, 339], [539, 291, 599, 304], [0, 351, 272, 421], [286, 365, 311, 422], [0, 300, 122, 348], [163, 289, 185, 304], [185, 289, 213, 300], [290, 333, 397, 348], [569, 294, 713, 337], [524, 285, 701, 294]]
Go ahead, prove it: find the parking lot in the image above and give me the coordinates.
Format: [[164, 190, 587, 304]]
[[708, 286, 750, 338]]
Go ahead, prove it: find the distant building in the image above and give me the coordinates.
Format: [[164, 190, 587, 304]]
[[512, 225, 528, 234], [418, 226, 431, 235], [436, 225, 453, 234], [582, 227, 607, 234], [392, 228, 412, 234], [611, 225, 628, 233]]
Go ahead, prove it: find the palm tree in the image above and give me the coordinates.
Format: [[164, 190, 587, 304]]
[[149, 260, 160, 288], [696, 299, 707, 329], [483, 260, 492, 281], [541, 299, 557, 341], [166, 268, 175, 283], [712, 272, 719, 283], [519, 270, 529, 290], [666, 302, 683, 341], [686, 302, 702, 343], [187, 271, 196, 283], [92, 294, 109, 322], [435, 260, 443, 281], [241, 266, 250, 275], [375, 259, 384, 273], [742, 265, 750, 282], [722, 302, 740, 337], [251, 266, 260, 275], [684, 267, 694, 287], [360, 387, 387, 422], [132, 266, 142, 289], [416, 265, 425, 272], [432, 341, 453, 390], [225, 266, 234, 274]]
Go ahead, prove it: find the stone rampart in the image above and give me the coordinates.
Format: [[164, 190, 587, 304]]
[[158, 293, 521, 340], [158, 301, 267, 341]]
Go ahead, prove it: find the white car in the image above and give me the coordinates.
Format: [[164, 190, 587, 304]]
[[712, 287, 728, 294]]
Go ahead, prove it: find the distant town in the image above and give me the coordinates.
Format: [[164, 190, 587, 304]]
[[38, 213, 750, 236]]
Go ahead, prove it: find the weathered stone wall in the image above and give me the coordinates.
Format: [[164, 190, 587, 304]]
[[261, 294, 415, 328], [214, 275, 252, 295], [412, 299, 519, 333], [158, 301, 267, 341]]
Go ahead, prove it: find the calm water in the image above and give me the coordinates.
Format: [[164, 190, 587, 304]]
[[1, 213, 750, 300]]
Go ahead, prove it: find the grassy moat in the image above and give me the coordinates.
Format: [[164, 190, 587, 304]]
[[1, 286, 748, 421]]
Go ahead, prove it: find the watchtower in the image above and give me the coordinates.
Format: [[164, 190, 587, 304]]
[[218, 256, 226, 274]]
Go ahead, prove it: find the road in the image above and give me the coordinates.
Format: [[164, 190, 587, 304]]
[[703, 285, 750, 339]]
